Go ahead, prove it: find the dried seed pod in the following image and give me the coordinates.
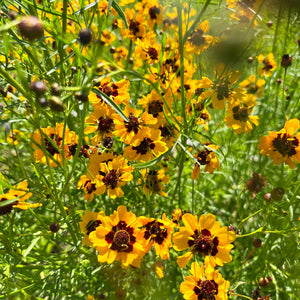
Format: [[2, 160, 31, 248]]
[[49, 96, 65, 112], [270, 187, 285, 201], [259, 277, 269, 287], [253, 237, 263, 248], [18, 16, 44, 41]]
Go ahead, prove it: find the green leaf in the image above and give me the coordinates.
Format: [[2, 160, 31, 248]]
[[107, 0, 114, 16], [91, 88, 128, 121], [112, 1, 128, 28]]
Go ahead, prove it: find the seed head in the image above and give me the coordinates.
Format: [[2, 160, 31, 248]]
[[29, 81, 47, 95], [78, 28, 93, 46], [50, 222, 60, 233], [49, 96, 65, 112], [18, 16, 44, 41], [253, 237, 263, 248]]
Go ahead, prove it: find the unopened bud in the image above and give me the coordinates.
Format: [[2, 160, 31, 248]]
[[49, 96, 65, 112], [29, 81, 47, 95], [253, 237, 263, 248], [247, 57, 253, 63], [75, 91, 89, 102], [51, 83, 61, 96], [267, 20, 273, 27], [18, 16, 44, 41], [259, 277, 269, 287], [50, 222, 60, 232], [270, 187, 285, 201], [78, 28, 93, 46]]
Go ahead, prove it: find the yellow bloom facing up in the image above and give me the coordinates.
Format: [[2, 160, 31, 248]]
[[173, 213, 236, 268], [138, 214, 174, 260], [180, 261, 230, 300], [123, 130, 167, 162], [224, 94, 259, 134], [239, 74, 265, 98], [185, 20, 214, 55], [172, 208, 183, 227], [152, 260, 165, 279], [139, 169, 170, 197], [257, 53, 277, 77], [32, 123, 78, 168], [77, 175, 105, 202], [89, 205, 145, 269], [258, 118, 300, 169], [79, 210, 105, 247], [192, 144, 220, 179], [0, 180, 41, 215], [121, 8, 146, 41]]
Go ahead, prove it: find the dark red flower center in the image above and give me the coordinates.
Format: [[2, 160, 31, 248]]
[[0, 197, 17, 216], [189, 29, 205, 46], [263, 59, 274, 71], [132, 138, 155, 155], [144, 220, 168, 245], [129, 20, 140, 35], [98, 116, 114, 133], [272, 133, 298, 157], [189, 229, 219, 256], [125, 115, 140, 134], [232, 106, 249, 122], [44, 134, 62, 156], [102, 169, 119, 189], [147, 47, 159, 60], [148, 100, 163, 117], [84, 180, 97, 194], [194, 279, 218, 300], [196, 149, 211, 165], [149, 6, 160, 20], [159, 125, 173, 139], [216, 82, 229, 100]]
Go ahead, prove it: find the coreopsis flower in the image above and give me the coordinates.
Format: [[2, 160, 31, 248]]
[[84, 103, 122, 146], [123, 130, 168, 162], [89, 205, 145, 269], [0, 180, 41, 215], [138, 214, 174, 260], [197, 64, 243, 109], [121, 8, 146, 41], [146, 3, 163, 28], [192, 144, 220, 178], [134, 33, 161, 67], [89, 155, 134, 199], [113, 107, 157, 146], [187, 100, 211, 131], [180, 261, 230, 300], [239, 74, 265, 98], [257, 53, 277, 77], [6, 129, 25, 145], [32, 123, 78, 167], [78, 175, 104, 201], [258, 118, 300, 169], [139, 169, 170, 197], [224, 94, 259, 134], [172, 208, 183, 227], [79, 210, 105, 246], [158, 118, 180, 149], [173, 213, 236, 268], [100, 29, 116, 46], [185, 20, 214, 54]]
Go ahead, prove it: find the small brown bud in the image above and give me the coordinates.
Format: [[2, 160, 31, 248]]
[[110, 46, 116, 54], [276, 78, 282, 84], [259, 277, 269, 287], [267, 20, 273, 27], [281, 54, 292, 68], [18, 16, 44, 41], [270, 187, 285, 201], [129, 57, 134, 64], [8, 10, 18, 20], [267, 276, 273, 282], [246, 172, 267, 197], [75, 91, 89, 102], [29, 81, 47, 95], [247, 57, 253, 63], [51, 83, 61, 96], [78, 28, 93, 46], [70, 66, 78, 74], [50, 222, 60, 233], [49, 96, 65, 112], [253, 237, 263, 248], [286, 94, 291, 100], [39, 97, 48, 107], [264, 193, 272, 202]]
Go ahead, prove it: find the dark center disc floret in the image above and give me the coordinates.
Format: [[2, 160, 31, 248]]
[[144, 220, 168, 245], [125, 114, 140, 134], [149, 6, 160, 20], [102, 169, 119, 189], [133, 138, 155, 155], [84, 180, 97, 194], [111, 230, 132, 252], [44, 134, 61, 156], [196, 150, 211, 165], [216, 82, 229, 100], [232, 106, 249, 122], [97, 116, 114, 133], [272, 133, 298, 157], [129, 20, 140, 35], [189, 29, 205, 46], [189, 229, 219, 256], [0, 198, 17, 215], [194, 279, 218, 300], [147, 47, 159, 61], [148, 100, 163, 117]]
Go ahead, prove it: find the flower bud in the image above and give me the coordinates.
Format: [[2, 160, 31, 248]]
[[50, 222, 60, 232], [267, 20, 273, 27], [259, 277, 269, 287], [39, 97, 48, 107], [78, 28, 93, 46], [8, 10, 18, 20], [281, 54, 292, 68], [247, 56, 253, 63], [253, 237, 263, 248], [29, 81, 47, 95], [18, 16, 44, 41], [75, 91, 89, 102], [270, 187, 285, 201], [49, 96, 65, 112], [51, 83, 61, 96]]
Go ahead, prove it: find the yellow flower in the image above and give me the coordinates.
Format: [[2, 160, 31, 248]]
[[239, 74, 265, 98], [89, 206, 145, 269], [32, 123, 78, 168], [0, 180, 41, 215], [77, 175, 105, 202], [180, 261, 230, 300], [79, 210, 105, 247], [224, 94, 259, 134], [6, 129, 25, 145], [139, 169, 170, 197], [185, 20, 214, 54], [138, 214, 174, 260], [152, 260, 165, 279], [173, 213, 235, 268], [257, 53, 277, 77], [192, 144, 220, 179], [258, 118, 300, 169], [121, 8, 146, 41]]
